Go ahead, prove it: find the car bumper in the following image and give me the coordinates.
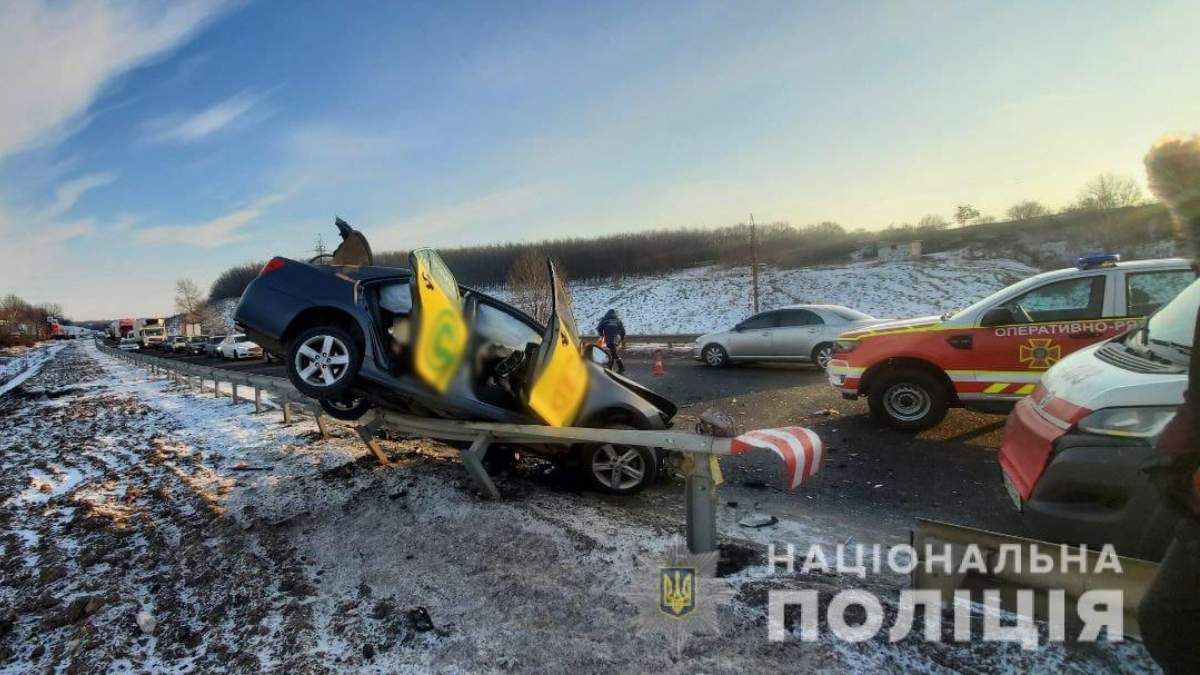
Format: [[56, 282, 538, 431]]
[[826, 359, 862, 396]]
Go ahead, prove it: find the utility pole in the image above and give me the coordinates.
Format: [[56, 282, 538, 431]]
[[749, 213, 760, 314]]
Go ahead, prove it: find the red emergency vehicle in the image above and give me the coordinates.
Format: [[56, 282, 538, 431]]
[[827, 255, 1194, 429]]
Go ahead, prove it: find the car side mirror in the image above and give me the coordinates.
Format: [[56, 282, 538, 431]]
[[981, 307, 1015, 327], [585, 343, 609, 365]]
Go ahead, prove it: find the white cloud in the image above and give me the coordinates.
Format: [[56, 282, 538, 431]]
[[375, 184, 552, 249], [152, 92, 262, 143], [133, 192, 286, 247], [46, 172, 118, 220], [0, 0, 232, 159]]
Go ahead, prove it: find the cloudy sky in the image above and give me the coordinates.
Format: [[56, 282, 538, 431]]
[[3, 0, 1199, 319]]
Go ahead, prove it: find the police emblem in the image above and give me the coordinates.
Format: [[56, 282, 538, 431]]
[[626, 538, 734, 654], [659, 567, 696, 618], [1019, 338, 1061, 369]]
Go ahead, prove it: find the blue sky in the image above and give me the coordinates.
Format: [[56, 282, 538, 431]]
[[2, 0, 1199, 319]]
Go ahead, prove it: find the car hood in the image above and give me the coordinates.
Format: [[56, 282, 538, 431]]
[[1040, 342, 1186, 416], [602, 368, 677, 419], [837, 314, 942, 339]]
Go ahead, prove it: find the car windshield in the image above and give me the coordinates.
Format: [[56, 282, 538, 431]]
[[1124, 278, 1199, 366]]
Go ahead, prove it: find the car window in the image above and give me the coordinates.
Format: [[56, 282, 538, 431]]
[[778, 309, 823, 327], [475, 301, 542, 350], [378, 282, 412, 314], [998, 276, 1105, 323], [738, 312, 779, 330], [1126, 269, 1194, 317]]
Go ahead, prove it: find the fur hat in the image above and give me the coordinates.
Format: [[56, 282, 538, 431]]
[[1144, 134, 1200, 257]]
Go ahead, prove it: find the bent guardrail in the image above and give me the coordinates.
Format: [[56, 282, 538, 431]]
[[96, 340, 821, 554]]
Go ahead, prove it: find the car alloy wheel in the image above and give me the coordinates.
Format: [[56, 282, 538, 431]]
[[813, 343, 834, 369], [702, 344, 727, 367], [294, 334, 351, 387], [591, 444, 647, 491]]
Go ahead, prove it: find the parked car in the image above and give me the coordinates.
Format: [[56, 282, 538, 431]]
[[217, 334, 263, 360], [117, 337, 140, 351], [999, 276, 1197, 561], [234, 219, 678, 494], [828, 255, 1194, 430], [185, 335, 209, 355], [203, 335, 227, 357], [693, 305, 884, 369], [165, 335, 187, 352]]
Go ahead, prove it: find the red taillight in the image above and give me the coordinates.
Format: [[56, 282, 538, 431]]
[[261, 257, 286, 275]]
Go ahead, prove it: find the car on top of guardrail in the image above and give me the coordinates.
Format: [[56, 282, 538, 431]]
[[233, 218, 679, 494]]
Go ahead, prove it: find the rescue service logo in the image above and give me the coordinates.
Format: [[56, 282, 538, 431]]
[[626, 539, 735, 654], [1019, 338, 1061, 369]]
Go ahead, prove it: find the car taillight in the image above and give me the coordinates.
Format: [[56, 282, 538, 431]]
[[261, 257, 286, 275]]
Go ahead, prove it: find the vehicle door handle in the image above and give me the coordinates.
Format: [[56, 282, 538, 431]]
[[947, 334, 973, 350]]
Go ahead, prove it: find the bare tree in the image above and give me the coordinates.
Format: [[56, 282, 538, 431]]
[[1076, 173, 1143, 211], [1007, 200, 1049, 221], [953, 204, 981, 228], [175, 279, 218, 330], [506, 250, 565, 325], [917, 214, 949, 230]]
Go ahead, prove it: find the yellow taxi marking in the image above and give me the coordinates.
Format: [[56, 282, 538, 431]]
[[527, 315, 589, 427]]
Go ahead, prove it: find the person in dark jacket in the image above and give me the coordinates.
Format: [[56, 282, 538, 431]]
[[1137, 134, 1200, 674], [596, 309, 626, 373]]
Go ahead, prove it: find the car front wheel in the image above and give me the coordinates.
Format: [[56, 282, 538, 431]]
[[582, 424, 657, 495], [286, 325, 362, 398], [319, 393, 372, 421], [701, 344, 728, 367], [868, 369, 949, 431]]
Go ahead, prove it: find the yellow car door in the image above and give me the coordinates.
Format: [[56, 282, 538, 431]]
[[408, 249, 469, 394], [525, 261, 590, 427]]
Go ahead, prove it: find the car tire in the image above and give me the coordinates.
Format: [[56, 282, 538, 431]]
[[868, 369, 949, 431], [582, 423, 657, 495], [701, 343, 729, 368], [286, 325, 362, 399], [319, 393, 372, 421], [811, 342, 834, 370]]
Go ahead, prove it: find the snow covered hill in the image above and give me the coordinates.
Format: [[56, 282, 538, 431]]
[[494, 251, 1039, 335]]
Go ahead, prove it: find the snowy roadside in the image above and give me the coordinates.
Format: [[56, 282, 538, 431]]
[[0, 343, 1156, 672], [0, 342, 67, 398]]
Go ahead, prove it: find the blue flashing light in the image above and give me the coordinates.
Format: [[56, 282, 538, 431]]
[[1075, 252, 1121, 270]]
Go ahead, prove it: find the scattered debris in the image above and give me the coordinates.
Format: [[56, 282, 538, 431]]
[[738, 512, 778, 528], [136, 610, 156, 635], [406, 607, 434, 633]]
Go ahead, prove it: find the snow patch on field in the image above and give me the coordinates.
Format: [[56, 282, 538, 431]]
[[492, 251, 1039, 334]]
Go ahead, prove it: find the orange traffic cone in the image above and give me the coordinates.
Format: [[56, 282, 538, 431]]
[[652, 349, 666, 376]]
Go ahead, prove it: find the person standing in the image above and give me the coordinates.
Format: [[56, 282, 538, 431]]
[[596, 309, 626, 374], [1137, 135, 1200, 674]]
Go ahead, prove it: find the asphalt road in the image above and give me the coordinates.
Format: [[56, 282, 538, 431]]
[[144, 345, 1024, 548]]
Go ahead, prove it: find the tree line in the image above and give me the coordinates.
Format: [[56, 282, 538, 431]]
[[205, 172, 1160, 300], [0, 295, 65, 347]]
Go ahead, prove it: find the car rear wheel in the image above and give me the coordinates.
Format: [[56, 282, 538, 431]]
[[286, 325, 362, 398], [812, 342, 834, 370], [701, 344, 728, 367], [319, 393, 372, 421], [868, 369, 948, 431], [582, 423, 657, 495]]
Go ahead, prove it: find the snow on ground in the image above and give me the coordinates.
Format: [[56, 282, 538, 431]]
[[0, 342, 67, 398], [0, 343, 1155, 672], [488, 252, 1039, 335]]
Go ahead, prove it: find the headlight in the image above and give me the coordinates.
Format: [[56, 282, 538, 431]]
[[1076, 406, 1177, 438], [833, 339, 858, 354]]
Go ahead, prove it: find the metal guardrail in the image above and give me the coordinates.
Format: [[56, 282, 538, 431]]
[[96, 340, 748, 553]]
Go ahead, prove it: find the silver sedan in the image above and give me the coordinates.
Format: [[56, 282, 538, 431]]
[[692, 304, 884, 368]]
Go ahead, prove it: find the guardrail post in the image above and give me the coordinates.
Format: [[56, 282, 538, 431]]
[[460, 432, 501, 500], [253, 387, 262, 414], [282, 399, 293, 425], [315, 413, 330, 439], [214, 378, 221, 398], [684, 453, 719, 554], [354, 416, 390, 466], [231, 383, 239, 405]]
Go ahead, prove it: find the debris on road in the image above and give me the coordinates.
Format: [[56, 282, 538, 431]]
[[738, 512, 778, 528]]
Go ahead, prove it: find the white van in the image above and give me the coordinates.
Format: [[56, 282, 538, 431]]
[[1000, 274, 1197, 560]]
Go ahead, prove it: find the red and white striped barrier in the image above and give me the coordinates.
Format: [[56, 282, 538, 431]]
[[730, 427, 824, 489]]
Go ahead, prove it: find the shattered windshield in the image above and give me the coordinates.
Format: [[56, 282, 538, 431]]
[[1128, 278, 1199, 365]]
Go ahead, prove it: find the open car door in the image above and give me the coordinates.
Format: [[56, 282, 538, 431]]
[[525, 261, 589, 427], [330, 217, 374, 266], [408, 248, 469, 394]]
